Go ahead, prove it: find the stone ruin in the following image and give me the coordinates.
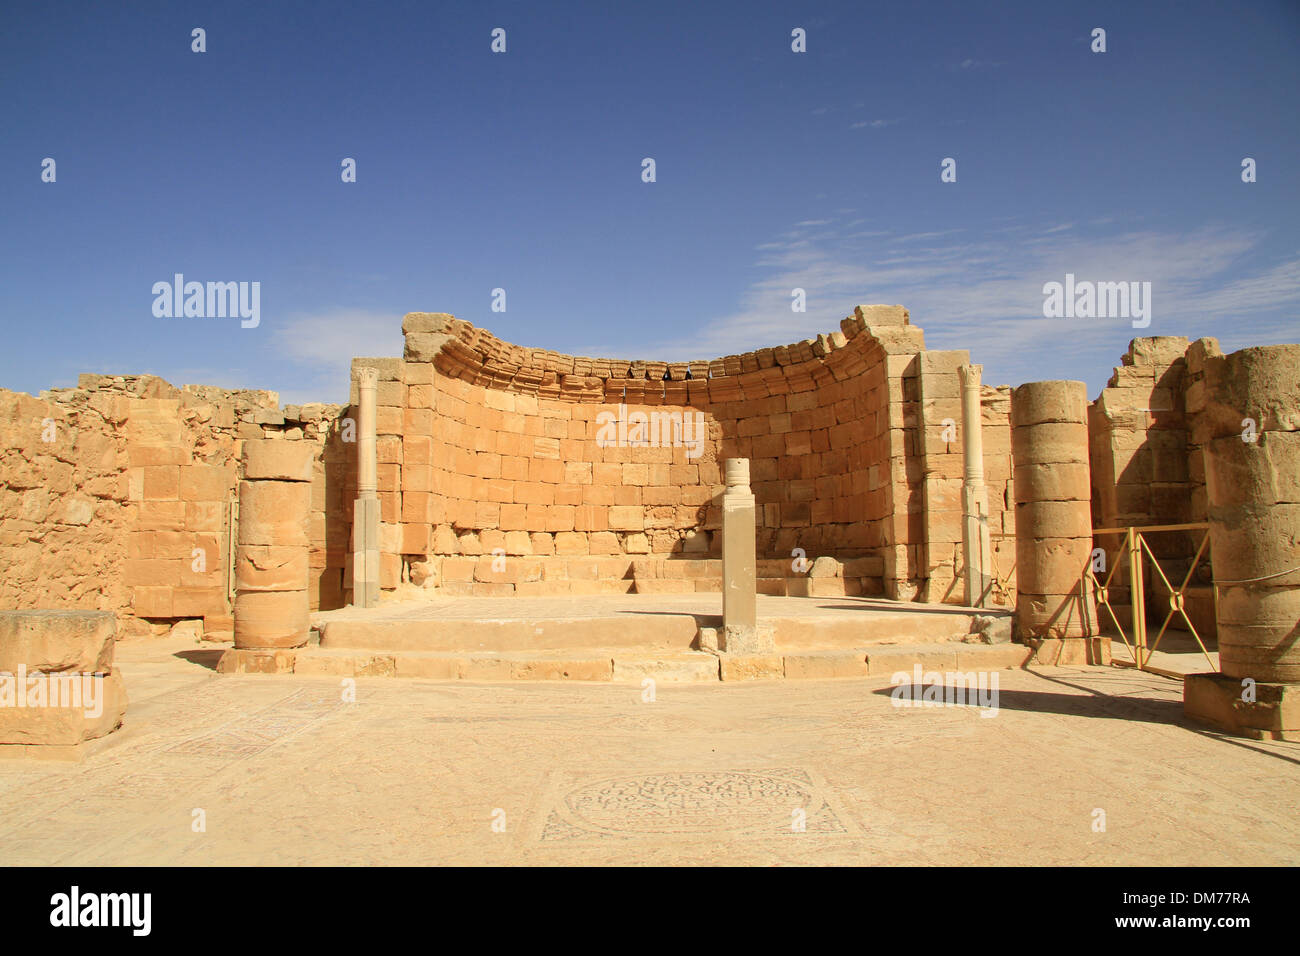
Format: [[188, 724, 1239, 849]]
[[1, 303, 1296, 752]]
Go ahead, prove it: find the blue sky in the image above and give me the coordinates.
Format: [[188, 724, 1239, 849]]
[[3, 0, 1297, 405]]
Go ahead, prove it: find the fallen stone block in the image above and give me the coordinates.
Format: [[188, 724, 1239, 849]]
[[0, 669, 127, 746], [0, 610, 115, 675]]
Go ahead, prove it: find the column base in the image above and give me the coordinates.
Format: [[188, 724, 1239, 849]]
[[696, 624, 775, 655], [1183, 672, 1300, 742], [1025, 636, 1110, 666]]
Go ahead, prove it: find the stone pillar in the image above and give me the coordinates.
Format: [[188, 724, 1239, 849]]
[[720, 458, 770, 654], [1184, 345, 1300, 739], [959, 364, 993, 607], [352, 367, 381, 608], [233, 440, 313, 649], [1012, 380, 1102, 662]]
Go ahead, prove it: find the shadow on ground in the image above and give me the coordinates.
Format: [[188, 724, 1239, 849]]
[[173, 649, 225, 671]]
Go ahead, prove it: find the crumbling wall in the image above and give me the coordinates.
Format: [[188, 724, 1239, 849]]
[[1088, 336, 1215, 638], [4, 302, 1025, 612], [1, 374, 346, 639], [0, 387, 129, 613]]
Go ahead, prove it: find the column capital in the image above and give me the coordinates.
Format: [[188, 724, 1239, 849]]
[[724, 457, 750, 492], [958, 363, 983, 389]]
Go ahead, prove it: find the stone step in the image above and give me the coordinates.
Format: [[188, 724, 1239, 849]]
[[216, 641, 1034, 682], [316, 604, 992, 653], [426, 554, 885, 597], [319, 611, 702, 653]]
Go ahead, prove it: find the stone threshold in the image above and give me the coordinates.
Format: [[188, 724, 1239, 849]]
[[215, 642, 1036, 682]]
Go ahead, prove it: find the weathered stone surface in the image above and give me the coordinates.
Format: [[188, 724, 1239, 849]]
[[1184, 672, 1300, 741], [611, 656, 719, 683], [720, 622, 775, 655], [0, 610, 115, 674], [243, 439, 315, 482], [216, 648, 297, 674], [782, 650, 867, 679], [1014, 500, 1092, 539], [1015, 537, 1093, 596], [1011, 380, 1088, 427], [1195, 345, 1300, 439], [1010, 422, 1090, 464], [236, 481, 310, 546], [1012, 461, 1091, 502], [719, 654, 784, 681], [807, 556, 841, 578], [967, 614, 1014, 644], [0, 669, 127, 746], [168, 619, 204, 642], [233, 589, 310, 649], [722, 459, 757, 634], [404, 332, 455, 362], [234, 545, 310, 592], [1205, 432, 1300, 509], [401, 312, 455, 335]]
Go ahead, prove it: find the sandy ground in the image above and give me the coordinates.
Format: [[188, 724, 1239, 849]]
[[0, 635, 1295, 866]]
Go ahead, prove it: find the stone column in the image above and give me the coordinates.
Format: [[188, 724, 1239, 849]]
[[959, 364, 993, 607], [720, 458, 770, 654], [352, 367, 380, 608], [233, 440, 313, 649], [1184, 345, 1300, 739], [1205, 431, 1300, 682], [1012, 380, 1101, 662]]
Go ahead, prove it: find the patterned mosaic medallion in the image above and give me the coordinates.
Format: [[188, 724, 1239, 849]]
[[537, 767, 854, 841]]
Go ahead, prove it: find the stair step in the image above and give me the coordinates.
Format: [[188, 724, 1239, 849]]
[[216, 641, 1033, 682]]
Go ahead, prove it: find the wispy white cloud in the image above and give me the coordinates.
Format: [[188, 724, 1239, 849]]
[[619, 219, 1300, 394], [270, 309, 404, 404]]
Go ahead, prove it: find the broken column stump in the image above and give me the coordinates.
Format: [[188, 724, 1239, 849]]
[[232, 440, 313, 650], [1186, 345, 1300, 740], [1012, 380, 1107, 664]]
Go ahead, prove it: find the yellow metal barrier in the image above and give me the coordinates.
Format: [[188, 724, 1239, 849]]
[[987, 532, 1016, 608], [1088, 523, 1216, 673]]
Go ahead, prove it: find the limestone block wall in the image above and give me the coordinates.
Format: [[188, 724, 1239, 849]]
[[1, 374, 347, 640], [339, 306, 945, 602], [3, 302, 1026, 614], [913, 355, 1015, 606], [917, 350, 968, 603], [1089, 336, 1216, 636], [1089, 337, 1196, 531], [0, 387, 129, 613]]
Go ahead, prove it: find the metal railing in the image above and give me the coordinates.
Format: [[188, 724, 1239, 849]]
[[986, 532, 1017, 607], [1088, 523, 1216, 673]]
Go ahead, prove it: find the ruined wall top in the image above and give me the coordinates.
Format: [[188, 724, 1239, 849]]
[[395, 304, 925, 398]]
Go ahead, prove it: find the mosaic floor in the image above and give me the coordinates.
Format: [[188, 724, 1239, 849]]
[[1, 636, 1296, 866]]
